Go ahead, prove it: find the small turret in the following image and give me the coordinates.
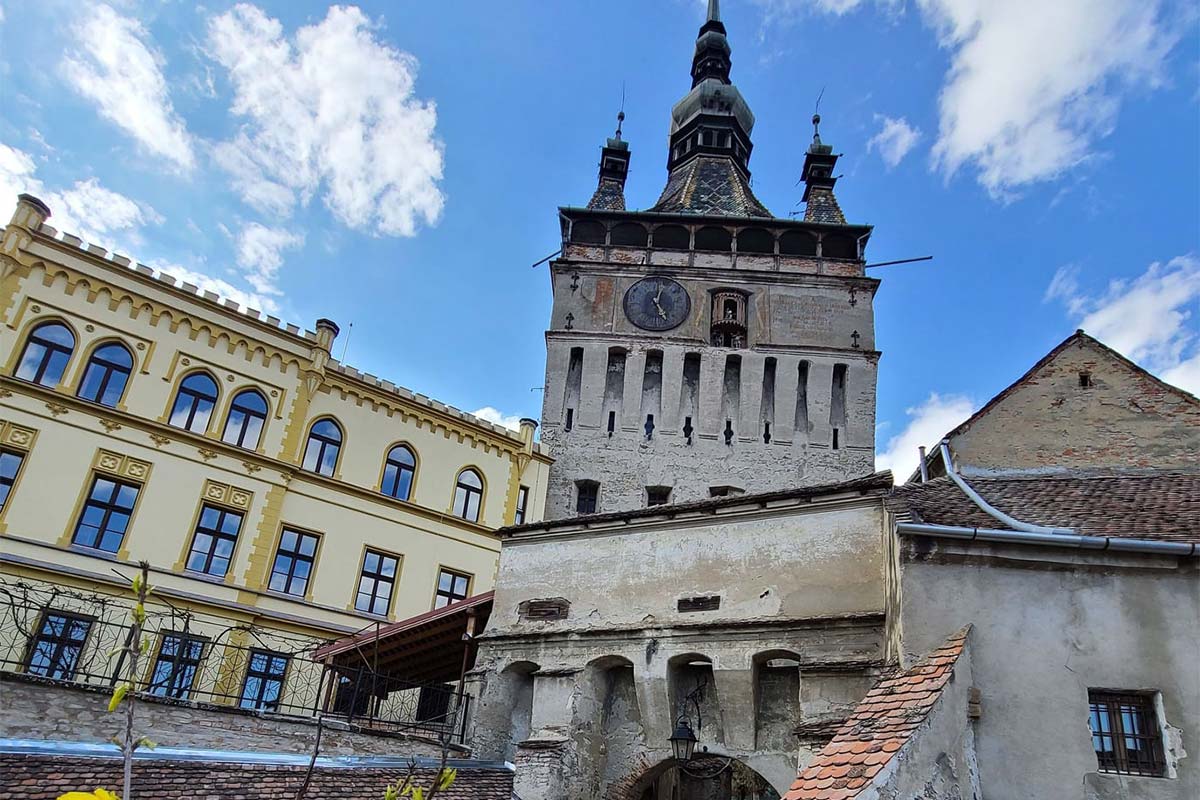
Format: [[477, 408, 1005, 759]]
[[801, 114, 846, 225], [586, 111, 631, 211]]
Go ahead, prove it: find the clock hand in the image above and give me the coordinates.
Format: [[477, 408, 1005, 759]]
[[653, 298, 668, 319]]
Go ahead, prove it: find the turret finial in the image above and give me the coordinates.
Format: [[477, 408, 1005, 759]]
[[707, 0, 721, 23], [812, 113, 822, 145]]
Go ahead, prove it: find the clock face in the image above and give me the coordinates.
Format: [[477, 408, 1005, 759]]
[[623, 277, 691, 331]]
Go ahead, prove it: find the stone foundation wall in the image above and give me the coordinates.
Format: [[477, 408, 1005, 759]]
[[0, 674, 449, 758]]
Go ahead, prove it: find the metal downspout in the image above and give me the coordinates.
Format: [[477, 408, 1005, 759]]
[[938, 440, 1074, 535]]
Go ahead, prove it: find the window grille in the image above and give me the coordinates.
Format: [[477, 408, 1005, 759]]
[[147, 633, 206, 700], [26, 611, 92, 680], [1088, 690, 1166, 777], [239, 649, 289, 711]]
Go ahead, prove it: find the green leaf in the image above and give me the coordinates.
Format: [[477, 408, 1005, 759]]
[[437, 769, 457, 791], [383, 786, 398, 800], [411, 789, 424, 800], [136, 737, 157, 750], [107, 683, 130, 712]]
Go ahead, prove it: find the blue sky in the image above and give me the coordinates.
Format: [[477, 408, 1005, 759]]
[[1, 0, 1196, 480]]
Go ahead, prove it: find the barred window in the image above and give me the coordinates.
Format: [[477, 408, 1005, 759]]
[[222, 389, 268, 450], [185, 504, 244, 578], [239, 649, 289, 711], [1088, 690, 1166, 777], [26, 611, 92, 680], [169, 372, 219, 433], [301, 419, 342, 477], [434, 568, 471, 609], [72, 476, 140, 553], [0, 449, 25, 509], [147, 633, 206, 700], [381, 445, 416, 501], [355, 549, 399, 616], [15, 321, 74, 387], [77, 343, 133, 407], [269, 529, 319, 596]]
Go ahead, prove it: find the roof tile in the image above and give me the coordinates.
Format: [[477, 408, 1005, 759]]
[[783, 626, 970, 800]]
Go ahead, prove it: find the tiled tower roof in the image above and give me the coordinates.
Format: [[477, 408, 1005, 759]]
[[651, 155, 771, 217]]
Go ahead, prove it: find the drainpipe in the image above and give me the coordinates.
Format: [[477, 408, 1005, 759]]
[[896, 522, 1198, 557], [938, 440, 1073, 535]]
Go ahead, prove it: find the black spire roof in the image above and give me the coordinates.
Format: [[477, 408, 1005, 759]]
[[650, 0, 771, 218], [801, 113, 847, 224], [586, 112, 631, 211]]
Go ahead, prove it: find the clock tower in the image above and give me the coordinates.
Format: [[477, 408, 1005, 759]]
[[538, 1, 880, 519]]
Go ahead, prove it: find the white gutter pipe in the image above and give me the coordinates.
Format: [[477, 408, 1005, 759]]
[[896, 522, 1198, 557], [939, 440, 1074, 535]]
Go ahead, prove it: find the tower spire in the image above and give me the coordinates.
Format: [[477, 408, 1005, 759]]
[[586, 109, 631, 211], [707, 0, 720, 23], [801, 113, 846, 224]]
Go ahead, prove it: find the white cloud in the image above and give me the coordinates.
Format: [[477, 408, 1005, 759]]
[[876, 393, 976, 483], [0, 140, 280, 317], [61, 4, 195, 172], [471, 407, 525, 432], [919, 0, 1173, 196], [754, 0, 1175, 197], [207, 4, 444, 236], [233, 222, 303, 297], [867, 115, 921, 167], [0, 142, 161, 251], [0, 143, 41, 212], [148, 259, 282, 317], [1045, 256, 1200, 395]]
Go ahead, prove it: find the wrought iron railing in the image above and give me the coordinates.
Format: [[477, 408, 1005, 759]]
[[0, 578, 469, 742]]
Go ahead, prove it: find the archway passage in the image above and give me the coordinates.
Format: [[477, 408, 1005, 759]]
[[623, 756, 780, 800]]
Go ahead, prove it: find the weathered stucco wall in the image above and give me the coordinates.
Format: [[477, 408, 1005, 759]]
[[0, 676, 447, 757], [898, 539, 1198, 799], [470, 495, 891, 799], [490, 498, 887, 634], [949, 337, 1200, 475]]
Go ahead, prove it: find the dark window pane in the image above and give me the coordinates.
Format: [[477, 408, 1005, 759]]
[[269, 529, 319, 595], [0, 450, 25, 509], [27, 612, 92, 680], [15, 322, 75, 386], [186, 505, 243, 578], [72, 476, 139, 552]]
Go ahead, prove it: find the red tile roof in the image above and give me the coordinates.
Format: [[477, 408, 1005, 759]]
[[892, 473, 1200, 543], [783, 626, 970, 800], [0, 755, 513, 800]]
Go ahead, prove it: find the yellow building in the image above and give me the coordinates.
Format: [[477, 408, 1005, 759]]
[[0, 192, 550, 668]]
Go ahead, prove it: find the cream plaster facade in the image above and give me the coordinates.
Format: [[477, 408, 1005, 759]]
[[0, 194, 551, 644]]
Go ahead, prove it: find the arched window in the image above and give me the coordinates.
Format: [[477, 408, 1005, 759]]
[[610, 222, 648, 247], [779, 230, 818, 257], [381, 445, 416, 501], [15, 321, 75, 387], [569, 220, 606, 245], [302, 419, 342, 477], [695, 226, 732, 252], [736, 228, 774, 254], [452, 469, 483, 522], [168, 372, 219, 433], [822, 233, 857, 260], [77, 343, 133, 407], [652, 225, 690, 250], [222, 389, 268, 449]]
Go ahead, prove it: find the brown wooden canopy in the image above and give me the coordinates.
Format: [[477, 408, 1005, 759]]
[[314, 592, 493, 685]]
